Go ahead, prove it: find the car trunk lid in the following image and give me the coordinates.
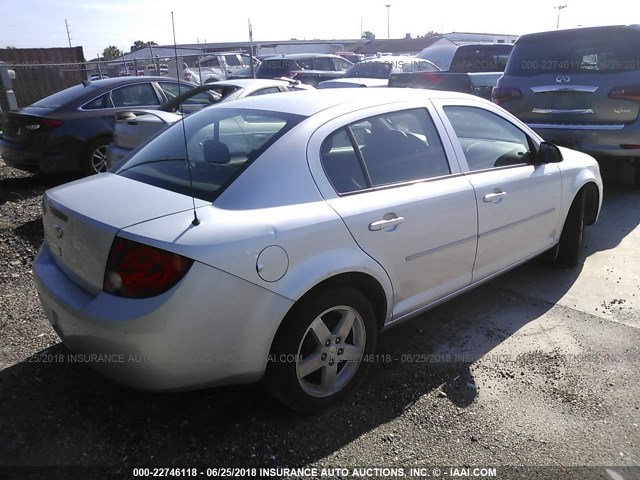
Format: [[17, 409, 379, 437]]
[[0, 109, 60, 143], [42, 173, 208, 295], [499, 72, 640, 125]]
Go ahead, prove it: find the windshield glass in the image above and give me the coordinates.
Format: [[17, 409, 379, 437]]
[[507, 29, 640, 75], [32, 83, 100, 108], [117, 108, 305, 201], [345, 61, 393, 79]]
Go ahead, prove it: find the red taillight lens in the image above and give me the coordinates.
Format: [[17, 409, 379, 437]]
[[608, 84, 640, 102], [491, 86, 522, 104], [41, 118, 64, 128], [103, 237, 194, 298], [24, 118, 64, 132]]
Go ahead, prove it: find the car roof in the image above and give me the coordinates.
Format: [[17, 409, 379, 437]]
[[211, 87, 476, 117], [516, 24, 640, 43], [84, 76, 172, 87], [265, 53, 344, 60], [355, 55, 422, 63], [211, 78, 297, 88]]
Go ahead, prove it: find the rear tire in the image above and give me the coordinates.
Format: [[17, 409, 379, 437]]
[[634, 164, 640, 189], [556, 190, 586, 266], [83, 138, 111, 175], [265, 287, 378, 414]]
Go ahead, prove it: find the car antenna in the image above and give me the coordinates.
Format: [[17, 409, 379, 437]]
[[172, 11, 200, 226]]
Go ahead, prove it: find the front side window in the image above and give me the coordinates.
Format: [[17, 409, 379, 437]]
[[312, 58, 335, 71], [158, 82, 195, 101], [321, 108, 451, 193], [117, 108, 304, 201], [443, 106, 533, 171], [110, 83, 160, 107]]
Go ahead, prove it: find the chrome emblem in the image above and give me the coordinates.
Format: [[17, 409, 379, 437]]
[[556, 75, 571, 84], [53, 224, 64, 239]]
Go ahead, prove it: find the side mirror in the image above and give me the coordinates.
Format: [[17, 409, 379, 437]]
[[537, 142, 563, 163]]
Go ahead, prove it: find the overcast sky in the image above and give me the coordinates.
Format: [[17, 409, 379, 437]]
[[1, 0, 636, 58]]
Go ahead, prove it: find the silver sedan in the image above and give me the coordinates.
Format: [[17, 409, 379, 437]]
[[35, 88, 602, 413]]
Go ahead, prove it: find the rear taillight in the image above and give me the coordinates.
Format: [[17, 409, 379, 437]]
[[608, 84, 640, 102], [491, 86, 522, 104], [25, 118, 64, 132], [103, 237, 194, 298]]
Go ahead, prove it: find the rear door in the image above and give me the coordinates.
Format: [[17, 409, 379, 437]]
[[307, 104, 478, 319], [434, 99, 561, 281]]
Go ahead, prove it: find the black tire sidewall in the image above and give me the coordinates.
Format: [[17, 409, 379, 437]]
[[265, 287, 378, 414], [557, 191, 586, 266]]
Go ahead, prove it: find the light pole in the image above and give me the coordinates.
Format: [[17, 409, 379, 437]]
[[555, 4, 567, 29], [385, 4, 391, 39]]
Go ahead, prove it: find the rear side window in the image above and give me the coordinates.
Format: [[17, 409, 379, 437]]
[[507, 29, 640, 75], [118, 108, 304, 201], [321, 108, 450, 193], [82, 93, 110, 110]]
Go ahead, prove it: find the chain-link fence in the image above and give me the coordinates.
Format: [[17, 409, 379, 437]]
[[4, 51, 257, 109]]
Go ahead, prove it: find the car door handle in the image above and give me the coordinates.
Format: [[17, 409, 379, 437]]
[[483, 191, 507, 203], [368, 216, 405, 231]]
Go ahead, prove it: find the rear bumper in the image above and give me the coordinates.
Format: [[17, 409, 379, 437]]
[[0, 137, 79, 173], [34, 244, 294, 391], [527, 122, 640, 159]]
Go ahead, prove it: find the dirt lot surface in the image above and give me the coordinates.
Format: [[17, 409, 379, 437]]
[[0, 159, 638, 480]]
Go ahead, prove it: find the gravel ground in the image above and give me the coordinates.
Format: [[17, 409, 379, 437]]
[[0, 159, 638, 480]]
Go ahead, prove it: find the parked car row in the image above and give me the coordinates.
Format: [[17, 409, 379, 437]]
[[5, 25, 623, 414]]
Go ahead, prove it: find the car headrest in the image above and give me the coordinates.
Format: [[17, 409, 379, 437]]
[[202, 140, 231, 164]]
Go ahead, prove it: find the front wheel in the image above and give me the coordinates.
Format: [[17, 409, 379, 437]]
[[556, 191, 586, 266], [265, 287, 378, 414]]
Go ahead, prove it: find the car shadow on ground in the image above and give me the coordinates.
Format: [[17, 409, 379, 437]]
[[0, 286, 553, 468], [1, 167, 636, 468], [0, 172, 78, 206]]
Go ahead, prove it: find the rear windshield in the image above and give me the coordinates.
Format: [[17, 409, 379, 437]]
[[256, 59, 301, 77], [117, 108, 305, 201], [450, 45, 512, 73], [345, 59, 438, 78], [506, 29, 640, 75], [31, 83, 100, 109]]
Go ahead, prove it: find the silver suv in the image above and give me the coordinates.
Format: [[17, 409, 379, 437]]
[[492, 25, 640, 186], [194, 52, 254, 83]]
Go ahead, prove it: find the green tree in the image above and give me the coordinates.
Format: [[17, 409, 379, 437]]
[[132, 40, 158, 51], [102, 45, 122, 60]]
